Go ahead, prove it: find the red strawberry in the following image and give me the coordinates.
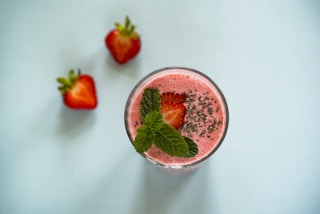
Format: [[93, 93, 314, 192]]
[[105, 16, 141, 64], [160, 102, 186, 129], [161, 92, 186, 104], [57, 69, 97, 110]]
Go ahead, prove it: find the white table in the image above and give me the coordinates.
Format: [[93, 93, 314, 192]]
[[1, 0, 319, 213]]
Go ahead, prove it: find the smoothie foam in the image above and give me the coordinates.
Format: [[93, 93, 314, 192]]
[[125, 67, 228, 167]]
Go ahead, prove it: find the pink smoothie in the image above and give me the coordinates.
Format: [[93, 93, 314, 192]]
[[125, 67, 228, 167]]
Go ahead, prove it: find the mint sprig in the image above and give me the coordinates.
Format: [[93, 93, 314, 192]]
[[132, 88, 198, 158], [140, 88, 161, 120], [133, 126, 154, 154], [184, 137, 199, 158], [153, 123, 189, 157]]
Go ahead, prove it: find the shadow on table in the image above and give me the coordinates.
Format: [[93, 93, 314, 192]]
[[71, 150, 219, 214], [132, 161, 215, 214], [56, 106, 97, 138]]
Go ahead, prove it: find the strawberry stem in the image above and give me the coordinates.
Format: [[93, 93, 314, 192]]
[[57, 69, 81, 94], [125, 16, 130, 30], [115, 16, 137, 38]]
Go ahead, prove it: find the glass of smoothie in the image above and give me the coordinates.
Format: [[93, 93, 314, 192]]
[[124, 67, 229, 172]]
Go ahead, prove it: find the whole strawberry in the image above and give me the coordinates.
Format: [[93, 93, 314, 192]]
[[105, 16, 141, 64], [57, 69, 98, 110]]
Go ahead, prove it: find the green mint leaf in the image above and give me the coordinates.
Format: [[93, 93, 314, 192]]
[[144, 111, 163, 131], [133, 126, 155, 154], [140, 88, 161, 120], [154, 123, 189, 157], [184, 137, 198, 158], [134, 89, 200, 158]]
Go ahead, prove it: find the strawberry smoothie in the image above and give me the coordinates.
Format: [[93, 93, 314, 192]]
[[125, 67, 228, 169]]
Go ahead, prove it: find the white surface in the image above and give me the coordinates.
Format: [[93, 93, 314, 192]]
[[1, 0, 320, 214]]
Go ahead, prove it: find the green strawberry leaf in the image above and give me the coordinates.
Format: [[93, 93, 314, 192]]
[[140, 88, 161, 120]]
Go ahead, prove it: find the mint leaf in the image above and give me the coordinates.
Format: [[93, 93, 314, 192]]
[[154, 123, 189, 157], [134, 89, 200, 158], [144, 111, 163, 131], [184, 137, 198, 158], [140, 88, 161, 120], [133, 126, 155, 154]]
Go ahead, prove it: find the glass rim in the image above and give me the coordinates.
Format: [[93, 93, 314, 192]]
[[124, 66, 229, 169]]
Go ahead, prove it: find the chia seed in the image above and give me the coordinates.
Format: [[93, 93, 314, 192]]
[[181, 89, 224, 143], [197, 111, 207, 122], [200, 130, 206, 137], [207, 124, 214, 133]]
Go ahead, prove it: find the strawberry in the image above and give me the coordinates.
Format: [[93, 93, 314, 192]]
[[160, 102, 186, 129], [105, 16, 141, 64], [161, 92, 186, 104], [57, 69, 97, 110], [160, 92, 187, 129]]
